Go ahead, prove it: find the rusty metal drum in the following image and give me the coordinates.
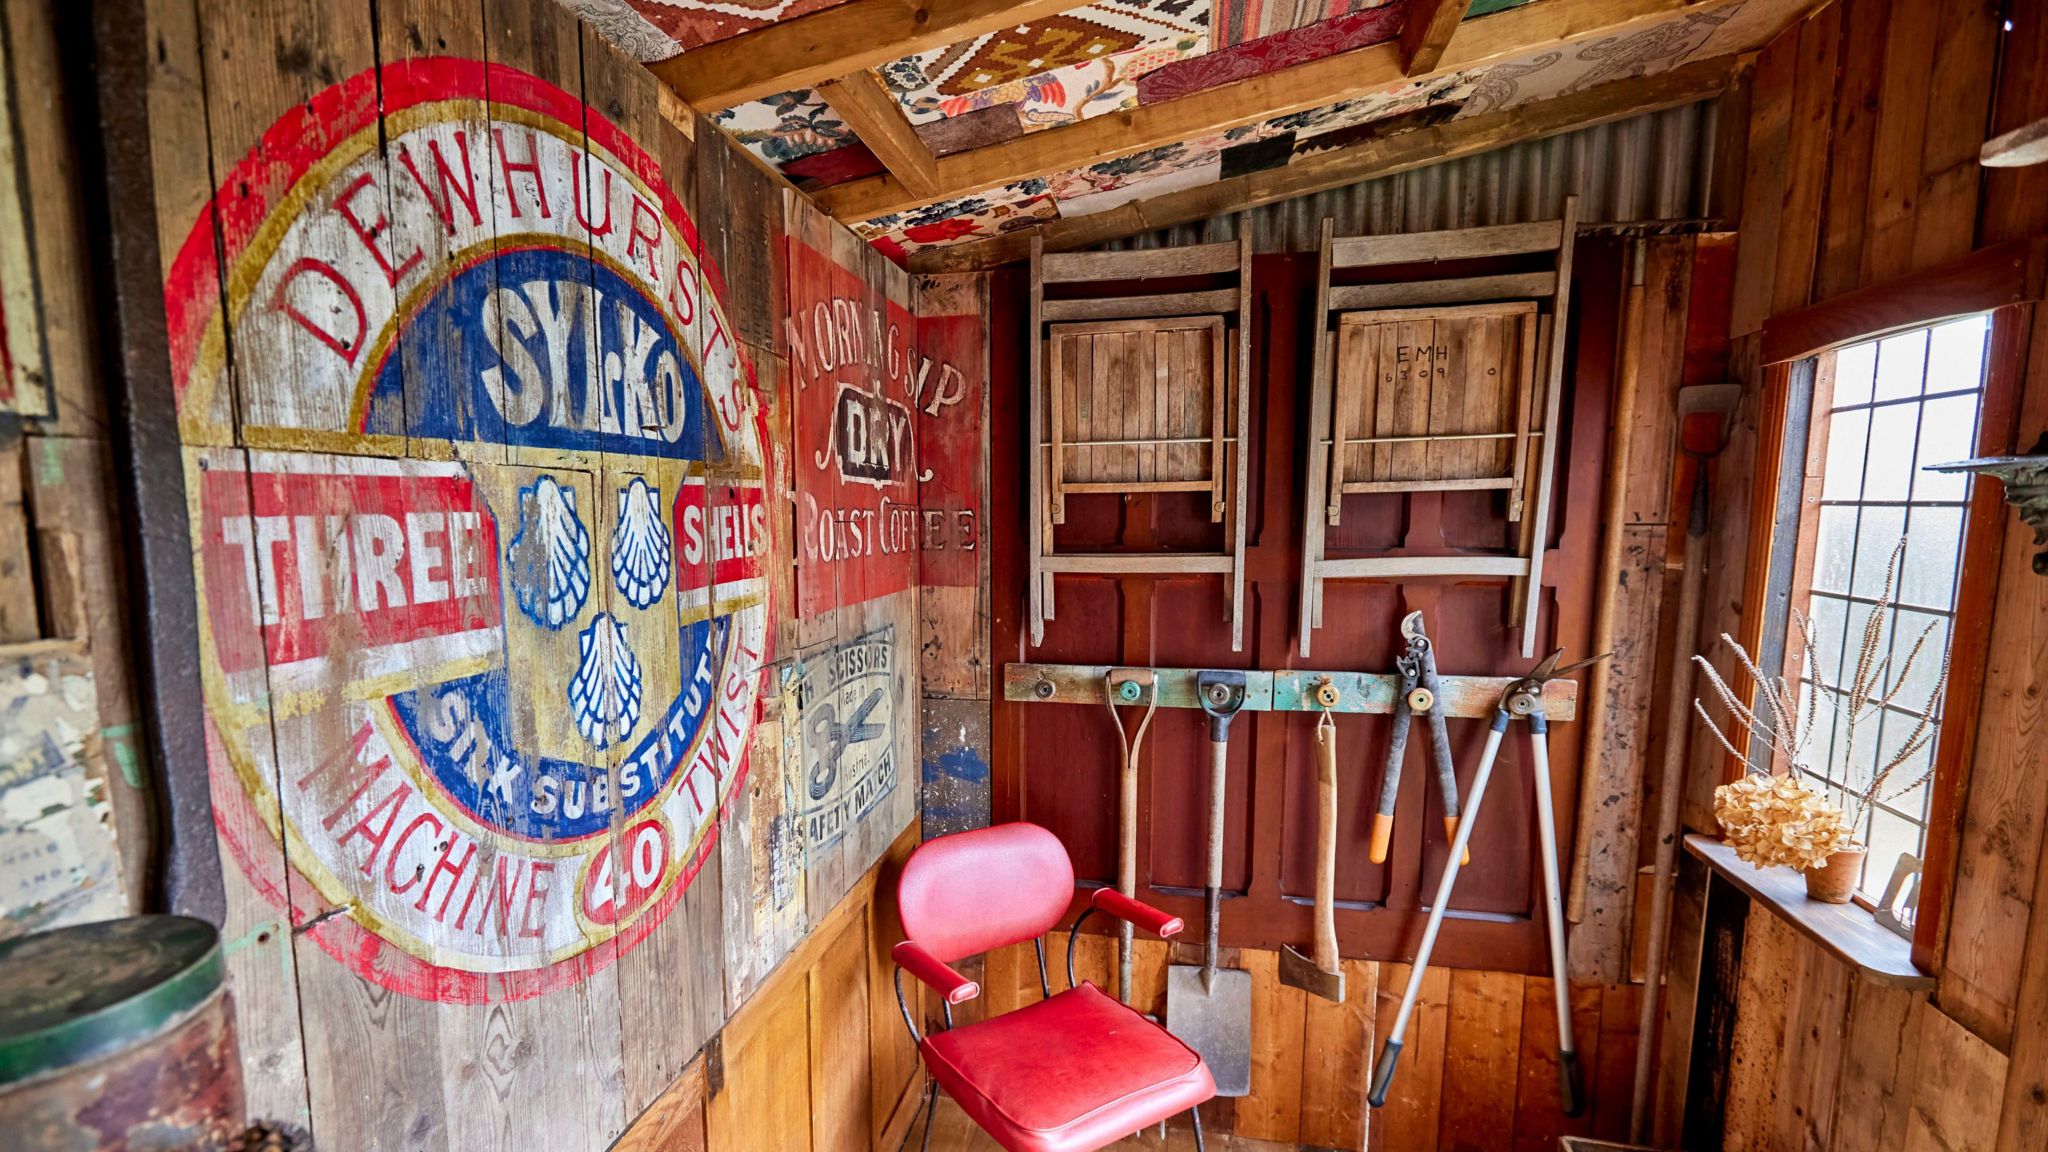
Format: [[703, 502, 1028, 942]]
[[0, 916, 244, 1151]]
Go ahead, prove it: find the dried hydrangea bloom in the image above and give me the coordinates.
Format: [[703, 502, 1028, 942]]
[[1713, 772, 1855, 871]]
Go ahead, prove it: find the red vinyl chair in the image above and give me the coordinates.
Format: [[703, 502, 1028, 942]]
[[891, 822, 1216, 1152]]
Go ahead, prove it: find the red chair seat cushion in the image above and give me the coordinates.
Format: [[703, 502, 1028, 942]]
[[921, 982, 1215, 1152]]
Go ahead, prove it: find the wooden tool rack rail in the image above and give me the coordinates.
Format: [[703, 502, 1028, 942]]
[[1002, 663, 1579, 720]]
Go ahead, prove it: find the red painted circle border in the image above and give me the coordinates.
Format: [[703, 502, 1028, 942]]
[[173, 57, 765, 1003]]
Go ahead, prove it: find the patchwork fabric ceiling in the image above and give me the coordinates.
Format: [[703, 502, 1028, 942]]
[[573, 0, 1813, 263]]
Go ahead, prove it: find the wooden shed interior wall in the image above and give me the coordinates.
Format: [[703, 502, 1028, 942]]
[[2, 0, 2047, 1150], [973, 230, 1730, 1149], [1695, 2, 2048, 1151]]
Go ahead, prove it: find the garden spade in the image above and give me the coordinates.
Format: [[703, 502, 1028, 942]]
[[1166, 670, 1252, 1097]]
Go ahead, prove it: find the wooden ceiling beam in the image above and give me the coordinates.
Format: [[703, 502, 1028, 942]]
[[1401, 0, 1475, 75], [814, 0, 1720, 222], [817, 71, 939, 197], [904, 54, 1740, 273], [648, 0, 1077, 112]]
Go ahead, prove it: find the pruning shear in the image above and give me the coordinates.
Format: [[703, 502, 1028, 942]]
[[1370, 611, 1466, 866]]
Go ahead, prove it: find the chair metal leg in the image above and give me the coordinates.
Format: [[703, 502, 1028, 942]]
[[1189, 1105, 1205, 1152], [901, 1081, 937, 1152]]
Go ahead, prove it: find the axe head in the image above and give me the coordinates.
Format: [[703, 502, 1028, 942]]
[[1279, 943, 1346, 1003]]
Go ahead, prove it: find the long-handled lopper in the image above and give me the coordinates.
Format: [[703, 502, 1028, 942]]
[[1104, 668, 1157, 1005], [1280, 678, 1346, 1004], [1166, 670, 1254, 1096], [1370, 612, 1468, 868], [1370, 649, 1605, 1116]]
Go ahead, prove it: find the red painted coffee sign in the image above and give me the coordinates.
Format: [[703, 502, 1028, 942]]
[[170, 59, 768, 1001], [785, 238, 931, 618]]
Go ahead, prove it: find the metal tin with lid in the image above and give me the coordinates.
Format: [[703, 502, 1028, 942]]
[[0, 915, 245, 1150]]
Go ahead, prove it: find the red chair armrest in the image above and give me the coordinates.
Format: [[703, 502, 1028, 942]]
[[893, 940, 980, 1004], [1090, 888, 1184, 938]]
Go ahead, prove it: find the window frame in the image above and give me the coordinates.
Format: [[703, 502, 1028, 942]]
[[1761, 323, 1989, 909], [1749, 241, 2040, 974]]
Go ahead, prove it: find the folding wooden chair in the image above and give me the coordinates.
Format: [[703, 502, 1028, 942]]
[[1027, 234, 1253, 650], [1299, 196, 1580, 658]]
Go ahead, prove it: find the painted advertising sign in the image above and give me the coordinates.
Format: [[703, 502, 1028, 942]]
[[168, 59, 768, 1001], [910, 277, 986, 590], [784, 239, 929, 618], [782, 628, 898, 854]]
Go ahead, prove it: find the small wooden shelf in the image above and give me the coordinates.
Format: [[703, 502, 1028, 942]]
[[1684, 835, 1933, 989]]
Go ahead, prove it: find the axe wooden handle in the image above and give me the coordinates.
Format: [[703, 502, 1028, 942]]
[[1313, 720, 1340, 972]]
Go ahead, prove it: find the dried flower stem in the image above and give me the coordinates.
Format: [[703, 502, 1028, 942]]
[[1693, 536, 1955, 845]]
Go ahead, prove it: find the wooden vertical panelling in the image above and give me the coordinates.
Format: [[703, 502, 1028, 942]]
[[1437, 970, 1525, 1152], [1907, 0, 1998, 272], [1712, 5, 2048, 1150], [707, 966, 814, 1152], [1906, 1005, 2009, 1152], [1721, 908, 1796, 1152], [1299, 958, 1376, 1151], [1980, 2, 2048, 244], [1941, 309, 2048, 1050], [1509, 978, 1602, 1152], [1766, 944, 1850, 1152], [1831, 981, 1924, 1152], [1858, 0, 1939, 287], [1769, 2, 1840, 319], [1813, 0, 1890, 302], [1373, 963, 1450, 1150], [1728, 28, 1795, 337], [1234, 947, 1309, 1143], [809, 911, 873, 1152]]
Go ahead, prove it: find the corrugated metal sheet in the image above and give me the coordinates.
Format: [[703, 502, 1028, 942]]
[[1094, 101, 1718, 254]]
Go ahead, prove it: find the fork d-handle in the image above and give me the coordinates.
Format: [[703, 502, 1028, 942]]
[[1528, 711, 1584, 1117], [1369, 712, 1509, 1109]]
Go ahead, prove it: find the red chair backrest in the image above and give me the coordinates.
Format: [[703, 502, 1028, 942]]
[[898, 823, 1076, 963]]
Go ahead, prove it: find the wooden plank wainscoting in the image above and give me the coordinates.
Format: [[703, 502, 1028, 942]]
[[616, 822, 928, 1152], [1698, 1, 2048, 1150]]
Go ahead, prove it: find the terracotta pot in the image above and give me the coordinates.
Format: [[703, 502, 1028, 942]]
[[1805, 847, 1867, 904]]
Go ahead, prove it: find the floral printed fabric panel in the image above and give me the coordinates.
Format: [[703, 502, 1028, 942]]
[[1271, 70, 1477, 145], [856, 184, 1062, 261], [879, 0, 1212, 131], [561, 0, 685, 61], [1137, 1, 1409, 104], [1452, 1, 1748, 119], [624, 0, 856, 52], [1209, 0, 1400, 48], [716, 88, 856, 167]]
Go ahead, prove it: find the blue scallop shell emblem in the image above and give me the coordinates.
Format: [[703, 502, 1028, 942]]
[[610, 477, 671, 609], [506, 475, 592, 630], [569, 612, 643, 749]]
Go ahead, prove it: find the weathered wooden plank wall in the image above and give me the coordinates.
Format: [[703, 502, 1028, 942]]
[[1707, 3, 2048, 1150], [0, 0, 142, 937], [97, 0, 973, 1143]]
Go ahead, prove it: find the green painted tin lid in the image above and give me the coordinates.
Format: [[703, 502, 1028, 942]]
[[0, 915, 223, 1086]]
